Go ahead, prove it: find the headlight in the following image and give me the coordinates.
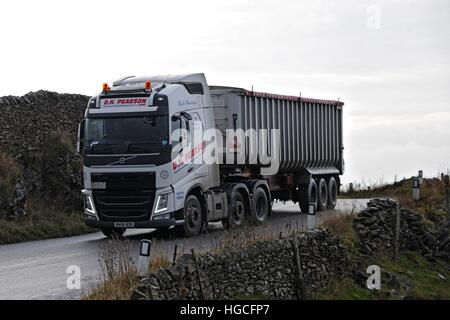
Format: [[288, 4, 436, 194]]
[[84, 194, 96, 215], [155, 193, 170, 213]]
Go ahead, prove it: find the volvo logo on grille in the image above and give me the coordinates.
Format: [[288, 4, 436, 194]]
[[107, 155, 138, 166]]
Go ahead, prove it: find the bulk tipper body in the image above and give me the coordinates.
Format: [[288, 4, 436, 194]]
[[78, 73, 344, 237]]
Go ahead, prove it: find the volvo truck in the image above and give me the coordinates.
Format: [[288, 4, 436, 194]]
[[77, 73, 344, 237]]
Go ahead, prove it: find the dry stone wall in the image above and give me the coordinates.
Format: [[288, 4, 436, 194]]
[[0, 90, 89, 158], [0, 91, 89, 218], [353, 199, 450, 260], [133, 230, 350, 300]]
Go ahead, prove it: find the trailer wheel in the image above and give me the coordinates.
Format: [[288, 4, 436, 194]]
[[318, 178, 328, 211], [101, 227, 126, 238], [298, 179, 318, 214], [252, 187, 269, 225], [327, 177, 338, 210], [183, 195, 203, 237]]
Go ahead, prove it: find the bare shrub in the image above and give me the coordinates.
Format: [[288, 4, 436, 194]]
[[98, 237, 135, 281], [84, 237, 137, 300], [0, 153, 25, 221]]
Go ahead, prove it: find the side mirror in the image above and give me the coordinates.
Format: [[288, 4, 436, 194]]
[[77, 119, 85, 154]]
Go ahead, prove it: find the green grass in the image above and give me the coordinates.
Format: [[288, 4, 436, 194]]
[[380, 252, 450, 299], [0, 198, 94, 245], [341, 177, 447, 216], [317, 251, 450, 300]]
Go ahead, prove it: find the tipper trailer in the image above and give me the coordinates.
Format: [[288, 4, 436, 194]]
[[77, 73, 344, 237]]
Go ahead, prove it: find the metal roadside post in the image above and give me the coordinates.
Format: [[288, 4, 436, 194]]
[[137, 239, 152, 277], [412, 178, 420, 201], [418, 170, 423, 185], [349, 183, 354, 193], [307, 203, 316, 231]]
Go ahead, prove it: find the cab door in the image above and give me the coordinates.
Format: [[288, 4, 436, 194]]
[[190, 112, 208, 179], [171, 115, 192, 183]]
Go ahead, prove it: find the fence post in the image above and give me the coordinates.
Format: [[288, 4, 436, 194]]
[[191, 248, 206, 300], [412, 178, 420, 201], [290, 237, 307, 300], [172, 244, 178, 266], [137, 239, 152, 277], [394, 203, 401, 260]]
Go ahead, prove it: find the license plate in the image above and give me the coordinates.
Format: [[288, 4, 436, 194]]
[[114, 222, 134, 228]]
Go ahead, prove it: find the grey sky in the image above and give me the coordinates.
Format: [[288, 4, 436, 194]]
[[0, 0, 449, 185]]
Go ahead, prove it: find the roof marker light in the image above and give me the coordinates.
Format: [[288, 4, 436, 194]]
[[145, 80, 152, 90], [102, 83, 110, 92]]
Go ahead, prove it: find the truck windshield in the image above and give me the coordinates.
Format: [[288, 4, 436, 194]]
[[85, 116, 169, 148]]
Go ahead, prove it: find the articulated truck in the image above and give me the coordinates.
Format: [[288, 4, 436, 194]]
[[77, 73, 344, 237]]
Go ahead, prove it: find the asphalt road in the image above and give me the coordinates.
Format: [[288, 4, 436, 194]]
[[0, 199, 370, 300]]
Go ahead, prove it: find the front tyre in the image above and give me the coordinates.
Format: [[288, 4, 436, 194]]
[[101, 227, 126, 238], [183, 195, 203, 237]]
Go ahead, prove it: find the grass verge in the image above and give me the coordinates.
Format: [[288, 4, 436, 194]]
[[319, 204, 450, 300], [83, 239, 171, 300], [317, 251, 450, 300], [0, 197, 94, 245]]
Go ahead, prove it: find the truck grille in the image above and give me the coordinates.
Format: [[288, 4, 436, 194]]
[[93, 190, 154, 222], [91, 172, 155, 190]]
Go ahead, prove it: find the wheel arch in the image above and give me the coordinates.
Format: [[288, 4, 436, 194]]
[[185, 183, 207, 221]]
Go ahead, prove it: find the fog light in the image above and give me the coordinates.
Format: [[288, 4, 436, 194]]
[[153, 213, 171, 221]]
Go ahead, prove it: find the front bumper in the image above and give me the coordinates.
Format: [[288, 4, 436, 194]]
[[85, 216, 184, 229]]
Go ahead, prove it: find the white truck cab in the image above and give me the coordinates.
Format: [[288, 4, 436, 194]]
[[79, 73, 224, 237]]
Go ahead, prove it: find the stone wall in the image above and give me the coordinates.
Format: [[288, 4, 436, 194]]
[[353, 199, 450, 260], [0, 91, 89, 216], [132, 200, 450, 300], [0, 90, 89, 158], [132, 230, 350, 300]]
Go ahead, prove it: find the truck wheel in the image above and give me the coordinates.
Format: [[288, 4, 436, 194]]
[[318, 178, 328, 211], [224, 189, 247, 229], [327, 177, 338, 210], [183, 195, 203, 237], [252, 187, 269, 225], [101, 227, 126, 238], [298, 179, 318, 214]]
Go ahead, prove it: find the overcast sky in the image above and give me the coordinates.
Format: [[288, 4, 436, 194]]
[[0, 0, 449, 186]]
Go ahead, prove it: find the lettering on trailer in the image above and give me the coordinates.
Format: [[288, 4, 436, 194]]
[[102, 98, 148, 107]]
